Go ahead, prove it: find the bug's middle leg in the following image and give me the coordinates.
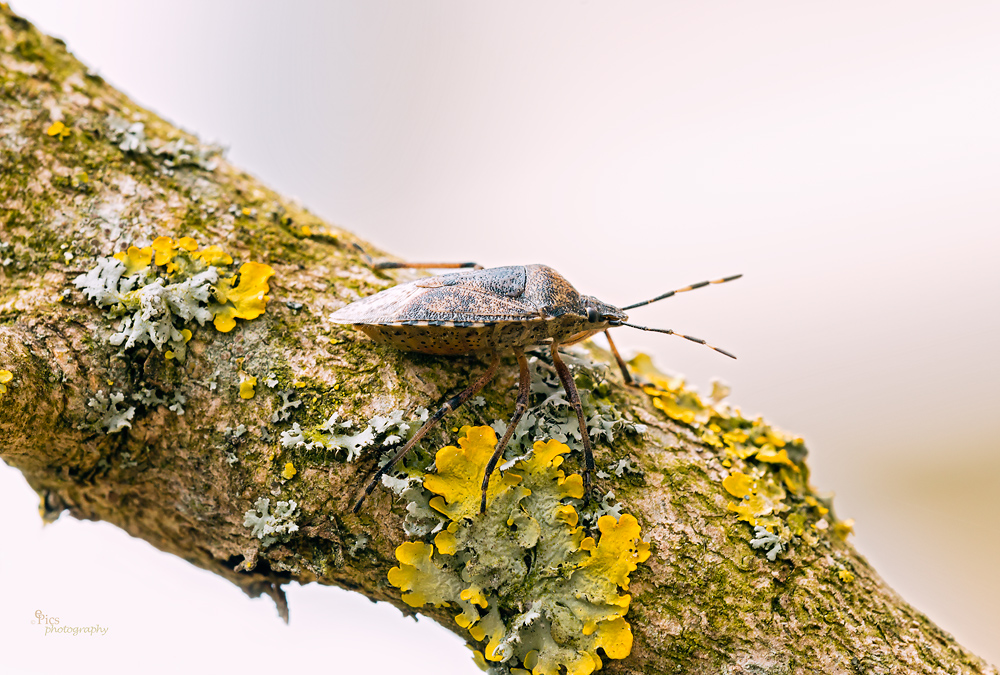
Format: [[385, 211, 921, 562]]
[[550, 343, 594, 495], [479, 346, 530, 514], [352, 351, 501, 513]]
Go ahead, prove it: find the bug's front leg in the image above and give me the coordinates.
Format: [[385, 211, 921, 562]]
[[603, 329, 638, 387], [352, 351, 501, 513], [480, 346, 530, 514], [550, 343, 594, 496]]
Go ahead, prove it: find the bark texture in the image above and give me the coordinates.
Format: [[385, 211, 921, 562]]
[[0, 9, 995, 674]]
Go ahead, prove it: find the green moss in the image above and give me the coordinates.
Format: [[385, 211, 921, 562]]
[[5, 17, 79, 84]]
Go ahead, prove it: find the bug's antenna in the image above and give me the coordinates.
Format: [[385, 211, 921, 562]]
[[621, 274, 742, 311], [620, 322, 737, 359]]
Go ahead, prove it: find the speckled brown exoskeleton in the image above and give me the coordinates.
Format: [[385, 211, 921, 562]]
[[333, 254, 741, 514]]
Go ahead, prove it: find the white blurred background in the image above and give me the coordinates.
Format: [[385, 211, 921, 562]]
[[2, 1, 998, 671]]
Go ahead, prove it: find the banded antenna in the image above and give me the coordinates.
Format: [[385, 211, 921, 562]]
[[622, 274, 742, 311], [620, 322, 737, 359]]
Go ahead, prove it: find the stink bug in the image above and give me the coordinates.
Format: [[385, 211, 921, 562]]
[[333, 254, 740, 514]]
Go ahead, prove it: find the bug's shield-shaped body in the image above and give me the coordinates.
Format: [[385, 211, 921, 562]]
[[330, 264, 624, 355]]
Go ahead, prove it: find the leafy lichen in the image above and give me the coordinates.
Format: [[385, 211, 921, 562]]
[[488, 352, 646, 466], [73, 238, 275, 360], [86, 390, 135, 434], [631, 353, 852, 563], [243, 497, 299, 547], [387, 426, 649, 675], [239, 374, 257, 400]]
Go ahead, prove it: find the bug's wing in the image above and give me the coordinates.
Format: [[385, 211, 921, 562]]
[[330, 267, 540, 326]]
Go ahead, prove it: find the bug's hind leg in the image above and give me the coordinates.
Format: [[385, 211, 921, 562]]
[[352, 351, 501, 513], [550, 343, 594, 496], [351, 242, 482, 271], [480, 347, 530, 514], [376, 261, 483, 271], [603, 330, 637, 387]]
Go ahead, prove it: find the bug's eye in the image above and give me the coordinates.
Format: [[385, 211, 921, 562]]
[[586, 307, 600, 323]]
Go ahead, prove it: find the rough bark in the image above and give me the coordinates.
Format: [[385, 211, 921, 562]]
[[0, 9, 995, 674]]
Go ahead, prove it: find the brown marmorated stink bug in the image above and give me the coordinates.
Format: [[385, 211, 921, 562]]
[[333, 251, 740, 514]]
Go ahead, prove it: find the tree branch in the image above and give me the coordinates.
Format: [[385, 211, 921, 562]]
[[0, 9, 995, 674]]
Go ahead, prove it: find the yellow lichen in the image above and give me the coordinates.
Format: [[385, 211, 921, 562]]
[[190, 245, 234, 266], [151, 236, 178, 265], [838, 569, 855, 583], [113, 245, 153, 275], [239, 375, 257, 399], [46, 120, 70, 139], [722, 471, 754, 498], [434, 525, 459, 555], [79, 240, 275, 361], [804, 495, 829, 515], [212, 262, 275, 332], [281, 462, 297, 480], [0, 369, 12, 395], [388, 427, 648, 675], [579, 514, 648, 592], [424, 426, 524, 521], [471, 649, 488, 671], [754, 444, 794, 466], [629, 352, 850, 560], [833, 518, 855, 539]]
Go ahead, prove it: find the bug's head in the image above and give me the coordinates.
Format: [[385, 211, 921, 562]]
[[581, 296, 628, 326]]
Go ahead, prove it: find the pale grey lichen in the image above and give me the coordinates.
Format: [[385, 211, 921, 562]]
[[493, 602, 543, 659], [74, 256, 131, 306], [153, 136, 220, 170], [369, 409, 406, 435], [74, 257, 218, 361], [168, 391, 187, 416], [314, 408, 429, 463], [348, 534, 369, 557], [381, 474, 446, 537], [610, 456, 641, 478], [587, 489, 623, 524], [132, 387, 166, 407], [243, 497, 299, 547], [280, 422, 309, 449], [488, 349, 645, 469], [750, 525, 786, 562], [87, 390, 135, 434], [106, 115, 148, 154], [326, 427, 375, 462], [270, 390, 302, 423]]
